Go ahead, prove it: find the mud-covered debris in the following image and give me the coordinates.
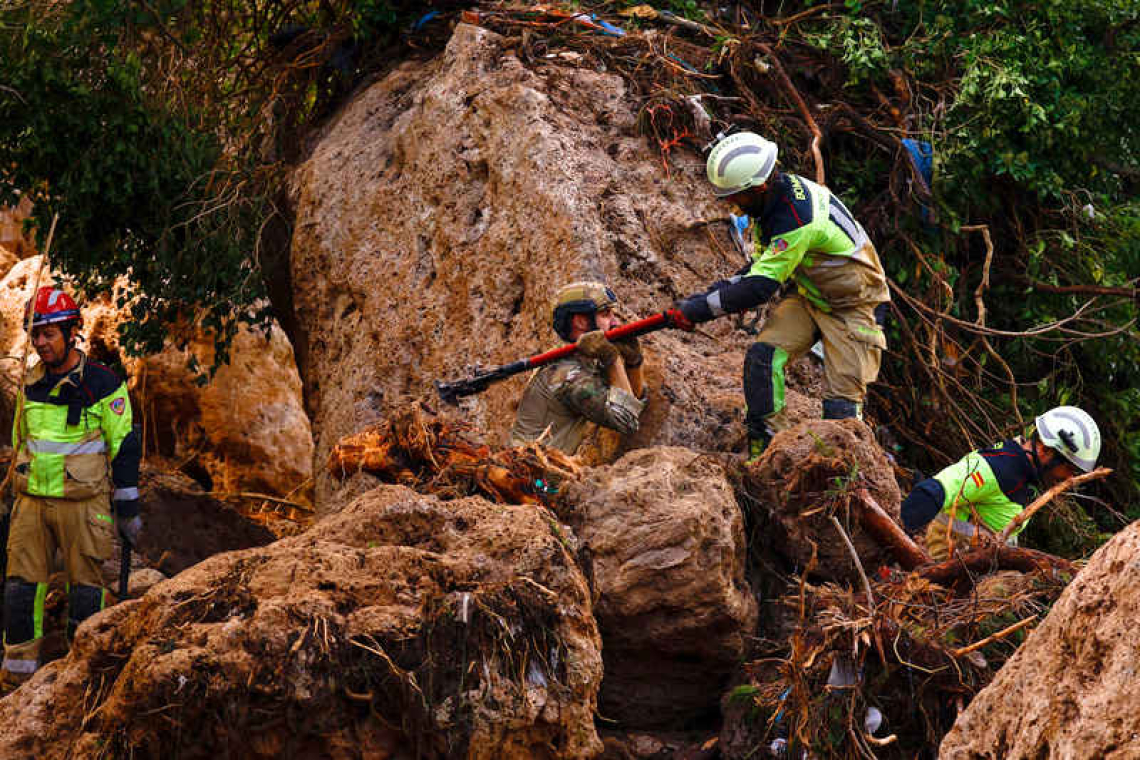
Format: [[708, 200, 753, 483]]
[[740, 419, 902, 584], [0, 485, 603, 760], [329, 402, 580, 504], [720, 564, 1069, 760]]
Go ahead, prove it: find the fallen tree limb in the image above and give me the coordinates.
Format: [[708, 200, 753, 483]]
[[757, 42, 825, 185], [917, 545, 1075, 587], [996, 466, 1112, 543], [854, 488, 931, 570], [950, 615, 1037, 658]]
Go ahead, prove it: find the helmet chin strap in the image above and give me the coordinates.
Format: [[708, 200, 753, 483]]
[[44, 326, 78, 372]]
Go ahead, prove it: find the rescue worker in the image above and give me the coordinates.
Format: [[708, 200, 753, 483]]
[[669, 132, 890, 462], [901, 406, 1101, 561], [509, 281, 647, 454], [1, 286, 141, 691]]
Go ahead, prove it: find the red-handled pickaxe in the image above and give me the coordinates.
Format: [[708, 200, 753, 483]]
[[436, 309, 691, 404]]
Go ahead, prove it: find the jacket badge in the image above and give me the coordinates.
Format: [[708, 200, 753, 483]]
[[111, 397, 126, 415]]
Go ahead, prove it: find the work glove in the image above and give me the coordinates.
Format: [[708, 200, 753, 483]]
[[117, 516, 143, 547], [663, 307, 695, 332], [575, 330, 620, 369], [114, 499, 143, 547], [612, 334, 643, 369]]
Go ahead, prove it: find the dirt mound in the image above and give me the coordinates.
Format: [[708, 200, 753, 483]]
[[939, 520, 1140, 759], [560, 447, 757, 728], [742, 418, 902, 583], [0, 485, 603, 759], [136, 465, 278, 576]]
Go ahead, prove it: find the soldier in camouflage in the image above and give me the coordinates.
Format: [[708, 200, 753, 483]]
[[509, 282, 648, 454]]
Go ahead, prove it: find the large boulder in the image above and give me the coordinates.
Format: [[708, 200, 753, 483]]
[[0, 485, 604, 759], [939, 520, 1140, 759], [742, 418, 902, 583], [560, 447, 758, 727], [289, 23, 821, 510], [0, 256, 313, 499]]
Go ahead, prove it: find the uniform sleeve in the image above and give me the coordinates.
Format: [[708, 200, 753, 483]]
[[750, 224, 814, 283], [101, 380, 141, 500], [552, 367, 645, 436]]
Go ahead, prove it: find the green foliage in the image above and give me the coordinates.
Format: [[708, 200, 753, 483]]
[[805, 16, 889, 86], [804, 0, 1140, 507], [0, 0, 415, 367]]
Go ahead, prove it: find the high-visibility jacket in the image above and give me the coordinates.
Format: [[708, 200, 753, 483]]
[[679, 172, 890, 332], [932, 439, 1040, 536], [12, 352, 140, 503], [748, 173, 890, 313]]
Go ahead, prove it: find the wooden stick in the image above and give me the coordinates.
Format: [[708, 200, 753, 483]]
[[950, 615, 1037, 658], [918, 545, 1074, 587], [831, 516, 873, 606], [0, 213, 59, 497], [757, 43, 825, 185], [996, 467, 1112, 542], [209, 491, 315, 511], [854, 488, 931, 570]]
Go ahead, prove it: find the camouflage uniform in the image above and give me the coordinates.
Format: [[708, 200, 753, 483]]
[[509, 355, 645, 454]]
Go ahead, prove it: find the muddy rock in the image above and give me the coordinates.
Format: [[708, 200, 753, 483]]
[[135, 466, 278, 576], [0, 257, 313, 499], [743, 418, 902, 583], [290, 23, 821, 510], [560, 447, 757, 727], [0, 485, 603, 760], [939, 520, 1140, 759], [0, 196, 34, 260]]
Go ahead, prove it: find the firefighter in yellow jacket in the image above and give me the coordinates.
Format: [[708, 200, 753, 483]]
[[1, 286, 142, 690]]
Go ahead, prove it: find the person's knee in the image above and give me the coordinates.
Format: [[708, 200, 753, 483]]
[[3, 578, 39, 644], [744, 342, 787, 424], [822, 397, 862, 420]]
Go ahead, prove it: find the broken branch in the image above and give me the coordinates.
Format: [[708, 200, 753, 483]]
[[757, 43, 825, 185], [853, 488, 931, 570], [996, 466, 1112, 543], [950, 615, 1037, 658]]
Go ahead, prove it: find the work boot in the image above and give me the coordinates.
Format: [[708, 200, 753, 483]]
[[745, 435, 770, 465]]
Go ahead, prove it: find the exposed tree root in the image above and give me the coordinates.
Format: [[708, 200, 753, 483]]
[[328, 401, 581, 505]]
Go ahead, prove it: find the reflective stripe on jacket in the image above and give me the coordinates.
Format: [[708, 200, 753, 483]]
[[13, 352, 138, 500]]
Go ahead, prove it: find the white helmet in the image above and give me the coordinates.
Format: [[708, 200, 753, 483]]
[[1035, 406, 1101, 472], [706, 132, 779, 198]]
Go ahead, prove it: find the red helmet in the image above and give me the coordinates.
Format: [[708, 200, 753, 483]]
[[26, 286, 81, 331]]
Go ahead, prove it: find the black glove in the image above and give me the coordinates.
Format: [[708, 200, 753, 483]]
[[114, 499, 142, 547], [612, 334, 643, 369], [675, 293, 715, 325]]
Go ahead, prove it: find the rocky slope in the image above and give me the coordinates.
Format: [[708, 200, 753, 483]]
[[940, 520, 1140, 759], [289, 23, 820, 510]]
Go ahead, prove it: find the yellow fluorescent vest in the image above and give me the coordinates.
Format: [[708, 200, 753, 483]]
[[13, 357, 133, 501]]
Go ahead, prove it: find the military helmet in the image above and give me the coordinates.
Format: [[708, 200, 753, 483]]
[[1035, 405, 1101, 473], [706, 132, 779, 198], [551, 281, 617, 341]]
